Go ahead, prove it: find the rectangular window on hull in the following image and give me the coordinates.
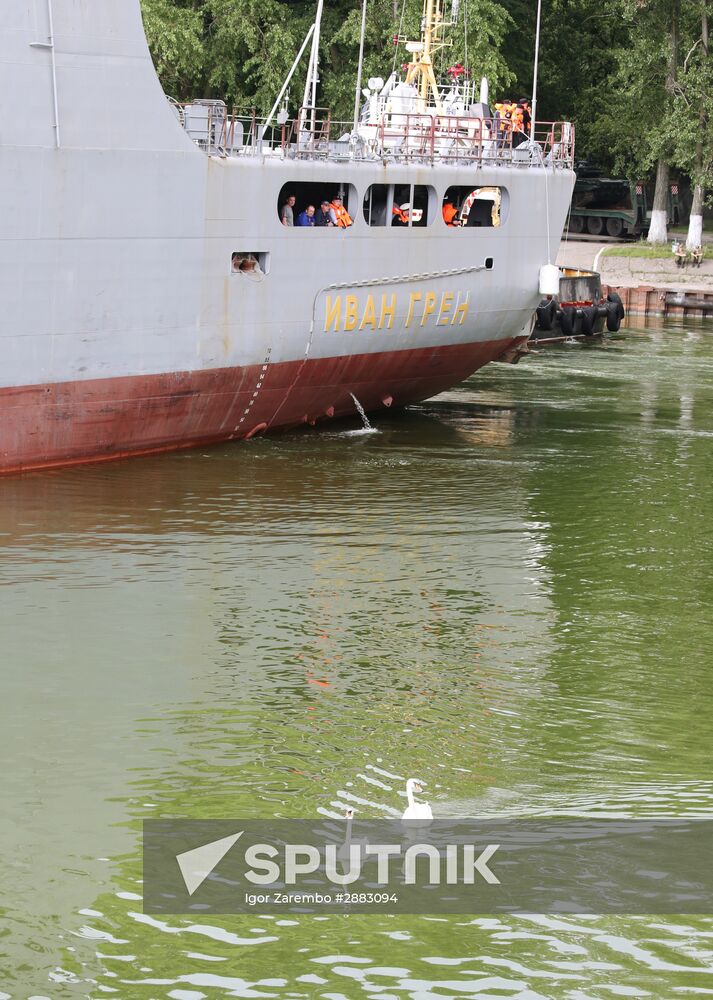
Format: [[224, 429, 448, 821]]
[[363, 184, 435, 227], [442, 186, 508, 228], [232, 252, 270, 274], [277, 182, 357, 228]]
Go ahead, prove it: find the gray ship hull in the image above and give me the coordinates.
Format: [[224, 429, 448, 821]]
[[0, 1, 574, 472]]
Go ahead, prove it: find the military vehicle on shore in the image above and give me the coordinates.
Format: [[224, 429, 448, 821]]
[[566, 164, 680, 239]]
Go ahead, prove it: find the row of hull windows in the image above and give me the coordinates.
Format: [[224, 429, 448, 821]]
[[277, 183, 508, 229]]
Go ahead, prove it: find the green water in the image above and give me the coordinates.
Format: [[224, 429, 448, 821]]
[[2, 320, 713, 998]]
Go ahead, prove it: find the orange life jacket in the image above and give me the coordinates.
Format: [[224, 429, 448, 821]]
[[392, 205, 409, 225], [332, 202, 353, 228], [442, 203, 458, 226]]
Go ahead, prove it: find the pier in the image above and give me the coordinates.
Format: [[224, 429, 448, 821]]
[[603, 284, 713, 319], [558, 235, 713, 320]]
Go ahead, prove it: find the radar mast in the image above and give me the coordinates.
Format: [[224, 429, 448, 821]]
[[403, 0, 450, 110]]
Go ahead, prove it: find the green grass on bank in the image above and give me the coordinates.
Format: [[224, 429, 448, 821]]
[[602, 243, 713, 261]]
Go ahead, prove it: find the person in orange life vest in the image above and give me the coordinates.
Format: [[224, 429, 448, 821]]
[[442, 199, 458, 226], [506, 101, 521, 148], [510, 103, 525, 147], [493, 102, 506, 148], [330, 196, 353, 228], [498, 101, 514, 149], [518, 98, 532, 135], [392, 203, 410, 226]]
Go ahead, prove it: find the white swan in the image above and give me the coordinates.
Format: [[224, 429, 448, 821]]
[[402, 778, 433, 824], [338, 807, 369, 860]]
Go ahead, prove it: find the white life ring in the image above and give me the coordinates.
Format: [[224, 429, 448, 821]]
[[458, 186, 501, 227]]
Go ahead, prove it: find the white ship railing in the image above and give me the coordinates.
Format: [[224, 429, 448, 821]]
[[173, 100, 575, 169]]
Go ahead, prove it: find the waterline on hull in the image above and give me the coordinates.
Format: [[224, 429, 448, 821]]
[[0, 336, 525, 474]]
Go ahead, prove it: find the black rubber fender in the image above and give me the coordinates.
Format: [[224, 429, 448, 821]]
[[536, 299, 557, 330], [560, 306, 576, 337], [581, 305, 598, 336], [606, 291, 625, 321], [606, 300, 622, 332]]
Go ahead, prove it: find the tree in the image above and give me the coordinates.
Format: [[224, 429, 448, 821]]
[[666, 3, 711, 248], [648, 0, 680, 244], [141, 0, 205, 98], [595, 0, 681, 244], [139, 0, 515, 120]]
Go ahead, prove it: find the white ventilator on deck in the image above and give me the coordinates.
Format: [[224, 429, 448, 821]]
[[539, 264, 560, 297]]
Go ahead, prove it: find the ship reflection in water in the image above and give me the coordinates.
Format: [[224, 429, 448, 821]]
[[1, 321, 713, 997]]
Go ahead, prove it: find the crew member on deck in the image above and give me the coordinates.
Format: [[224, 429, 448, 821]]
[[315, 200, 335, 226], [512, 101, 527, 148], [392, 203, 410, 226], [518, 98, 532, 136], [494, 101, 510, 148], [296, 205, 316, 226], [330, 196, 353, 228], [280, 194, 296, 226], [442, 198, 458, 226]]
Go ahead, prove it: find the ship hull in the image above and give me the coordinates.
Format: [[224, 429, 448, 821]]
[[0, 0, 574, 474], [0, 337, 523, 473]]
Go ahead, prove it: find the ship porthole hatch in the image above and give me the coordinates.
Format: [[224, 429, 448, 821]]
[[231, 252, 270, 275]]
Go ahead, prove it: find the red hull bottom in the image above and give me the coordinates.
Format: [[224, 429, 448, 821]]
[[0, 337, 523, 474]]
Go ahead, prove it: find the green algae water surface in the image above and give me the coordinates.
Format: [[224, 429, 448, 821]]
[[1, 319, 712, 997]]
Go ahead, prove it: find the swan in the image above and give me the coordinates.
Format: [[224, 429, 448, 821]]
[[337, 807, 369, 860], [402, 778, 433, 824]]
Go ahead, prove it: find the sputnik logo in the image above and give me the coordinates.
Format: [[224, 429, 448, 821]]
[[176, 832, 244, 896], [174, 830, 501, 896]]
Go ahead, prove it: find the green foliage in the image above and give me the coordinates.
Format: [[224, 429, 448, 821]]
[[139, 0, 710, 200], [140, 0, 514, 118], [665, 4, 712, 198], [141, 0, 205, 96]]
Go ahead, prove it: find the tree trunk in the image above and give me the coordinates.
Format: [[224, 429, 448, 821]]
[[650, 0, 681, 245], [686, 11, 708, 250], [648, 158, 670, 244], [687, 184, 704, 249]]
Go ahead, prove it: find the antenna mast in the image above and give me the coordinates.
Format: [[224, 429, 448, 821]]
[[302, 0, 325, 131], [404, 0, 446, 109], [530, 0, 542, 141], [353, 0, 368, 131]]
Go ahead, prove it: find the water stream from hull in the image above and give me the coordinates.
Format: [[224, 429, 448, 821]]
[[350, 391, 374, 430]]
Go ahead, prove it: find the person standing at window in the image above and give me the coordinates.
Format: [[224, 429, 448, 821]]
[[442, 198, 459, 226], [296, 205, 316, 227], [329, 196, 353, 228], [314, 201, 335, 227], [280, 194, 296, 226]]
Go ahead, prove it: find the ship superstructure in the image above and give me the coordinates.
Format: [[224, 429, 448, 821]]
[[0, 0, 574, 473]]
